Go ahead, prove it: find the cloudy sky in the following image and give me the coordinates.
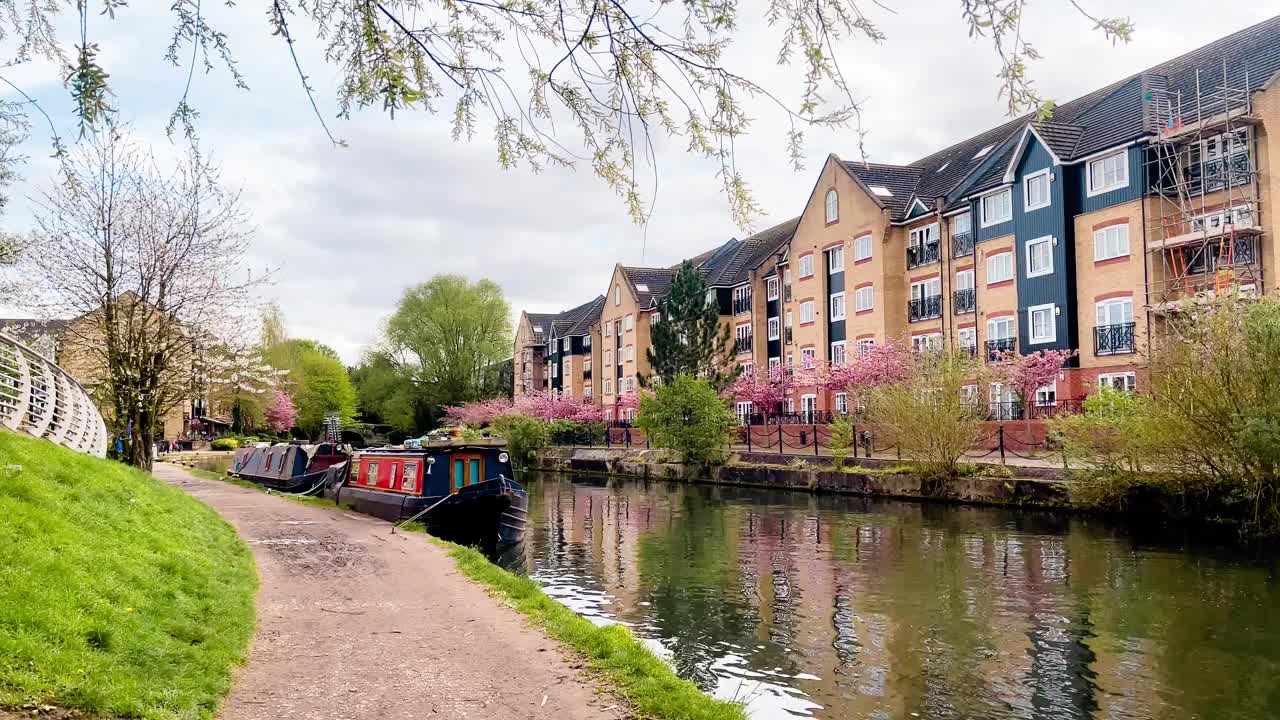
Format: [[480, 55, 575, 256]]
[[0, 2, 1271, 362]]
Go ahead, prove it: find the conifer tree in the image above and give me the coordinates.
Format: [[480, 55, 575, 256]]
[[646, 261, 735, 387]]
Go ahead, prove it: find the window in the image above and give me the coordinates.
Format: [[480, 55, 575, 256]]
[[583, 334, 592, 348], [990, 383, 1018, 419], [366, 461, 378, 486], [987, 252, 1013, 284], [706, 289, 717, 306], [625, 377, 634, 392], [801, 347, 816, 368], [959, 327, 977, 352], [1094, 224, 1129, 261], [604, 322, 612, 337], [1035, 383, 1057, 406], [403, 462, 418, 493], [624, 314, 634, 331], [868, 186, 893, 198], [988, 317, 1015, 340], [912, 333, 942, 352], [1087, 150, 1129, 196], [1026, 236, 1054, 277], [973, 143, 994, 159], [625, 345, 634, 362], [909, 223, 939, 248], [827, 246, 844, 272], [954, 212, 972, 236], [856, 338, 875, 355], [785, 311, 793, 329], [1192, 205, 1253, 234], [733, 285, 751, 314], [768, 317, 780, 340], [563, 385, 573, 398], [855, 286, 874, 312], [1096, 298, 1133, 326], [604, 379, 613, 395], [604, 350, 613, 367], [741, 361, 753, 377], [783, 269, 792, 297], [835, 393, 848, 415], [854, 234, 872, 262], [910, 277, 940, 301], [981, 188, 1012, 226], [649, 313, 659, 326], [825, 189, 838, 223], [799, 254, 815, 278], [831, 341, 846, 365], [1028, 303, 1057, 344], [961, 384, 979, 409], [563, 357, 572, 376], [767, 277, 779, 300], [829, 292, 846, 321], [615, 285, 621, 305], [1098, 372, 1136, 392], [736, 401, 754, 425], [768, 356, 781, 371], [799, 301, 815, 324], [956, 269, 975, 291], [800, 394, 818, 421], [1023, 168, 1051, 211], [735, 323, 752, 353], [551, 363, 559, 378], [583, 385, 592, 399]]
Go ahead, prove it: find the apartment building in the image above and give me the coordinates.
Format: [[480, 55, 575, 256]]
[[512, 311, 555, 397], [544, 296, 605, 401], [515, 16, 1280, 418]]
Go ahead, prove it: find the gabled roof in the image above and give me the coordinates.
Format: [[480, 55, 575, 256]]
[[620, 266, 677, 308], [543, 295, 605, 340], [843, 15, 1280, 218], [524, 312, 557, 336], [702, 216, 800, 288]]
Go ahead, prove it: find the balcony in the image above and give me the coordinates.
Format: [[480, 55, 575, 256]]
[[1094, 322, 1135, 355], [733, 296, 752, 315], [783, 284, 792, 303], [960, 343, 978, 358], [952, 231, 974, 258], [953, 288, 975, 314], [908, 295, 942, 322], [785, 326, 793, 345], [986, 337, 1016, 362], [907, 241, 940, 269], [734, 336, 753, 355]]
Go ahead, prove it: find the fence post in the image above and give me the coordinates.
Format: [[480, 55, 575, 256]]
[[605, 427, 611, 448], [778, 425, 784, 456], [813, 423, 820, 457], [625, 428, 632, 449], [852, 424, 858, 459], [998, 425, 1007, 465], [746, 425, 752, 452]]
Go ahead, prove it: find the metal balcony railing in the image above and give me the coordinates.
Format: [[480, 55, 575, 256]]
[[985, 337, 1016, 362], [1094, 322, 1135, 355], [952, 231, 975, 257], [908, 295, 942, 322], [735, 336, 753, 355], [0, 332, 108, 457], [733, 296, 752, 315], [953, 288, 975, 314], [907, 241, 941, 269]]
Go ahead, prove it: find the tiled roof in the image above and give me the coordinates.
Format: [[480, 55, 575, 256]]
[[847, 15, 1280, 216], [621, 266, 677, 308], [700, 216, 800, 288], [524, 312, 557, 336], [547, 295, 604, 338]]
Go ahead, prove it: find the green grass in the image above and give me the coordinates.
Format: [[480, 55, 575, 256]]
[[426, 536, 747, 720], [0, 433, 257, 719]]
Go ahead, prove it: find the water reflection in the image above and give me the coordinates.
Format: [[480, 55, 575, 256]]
[[506, 472, 1280, 719]]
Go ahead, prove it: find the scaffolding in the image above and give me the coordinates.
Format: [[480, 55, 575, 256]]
[[1143, 61, 1263, 317]]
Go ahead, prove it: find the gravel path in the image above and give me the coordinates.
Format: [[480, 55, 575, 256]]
[[154, 463, 622, 720]]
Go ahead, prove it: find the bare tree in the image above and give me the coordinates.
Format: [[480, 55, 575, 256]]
[[23, 128, 260, 469]]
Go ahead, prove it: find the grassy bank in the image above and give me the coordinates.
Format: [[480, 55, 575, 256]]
[[426, 536, 746, 720], [0, 433, 257, 719]]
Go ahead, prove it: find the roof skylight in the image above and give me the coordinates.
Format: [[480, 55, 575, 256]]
[[868, 185, 893, 197], [636, 283, 649, 292], [937, 161, 950, 172], [973, 144, 995, 159], [533, 326, 543, 333]]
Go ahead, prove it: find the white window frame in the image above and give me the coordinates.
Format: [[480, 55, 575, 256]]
[[911, 333, 942, 353], [980, 188, 1012, 227], [1094, 224, 1130, 261], [830, 341, 846, 366], [766, 277, 779, 300], [959, 326, 977, 351], [1023, 168, 1051, 211], [800, 347, 816, 368], [625, 377, 634, 392], [953, 212, 972, 236], [604, 350, 613, 367], [955, 269, 975, 291], [1086, 150, 1129, 197], [908, 223, 939, 249], [1025, 235, 1054, 278], [736, 401, 754, 425], [583, 333, 592, 348], [604, 379, 613, 395], [1035, 383, 1057, 407], [988, 317, 1015, 341], [741, 361, 753, 377], [768, 356, 781, 371], [705, 288, 717, 306], [1098, 372, 1136, 392], [800, 394, 818, 421], [826, 246, 844, 273], [767, 316, 780, 340], [856, 338, 875, 355], [1028, 303, 1057, 345], [624, 314, 634, 331], [615, 286, 621, 305], [734, 323, 752, 353], [800, 301, 815, 324], [551, 362, 559, 378], [825, 189, 838, 223], [853, 234, 872, 262], [1095, 297, 1134, 328], [835, 393, 848, 415], [854, 286, 874, 312], [829, 292, 846, 321], [604, 322, 612, 337], [987, 252, 1013, 284], [799, 254, 815, 278]]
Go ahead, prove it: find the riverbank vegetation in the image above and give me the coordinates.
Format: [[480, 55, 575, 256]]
[[0, 434, 256, 718], [1054, 296, 1280, 537], [637, 376, 736, 466], [428, 537, 746, 720]]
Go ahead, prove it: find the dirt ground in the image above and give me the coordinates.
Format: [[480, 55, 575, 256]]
[[153, 463, 625, 720]]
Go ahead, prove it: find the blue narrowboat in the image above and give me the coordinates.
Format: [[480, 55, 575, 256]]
[[230, 442, 348, 492], [324, 438, 526, 546]]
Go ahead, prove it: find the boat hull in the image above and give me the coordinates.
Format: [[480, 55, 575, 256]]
[[330, 476, 527, 547]]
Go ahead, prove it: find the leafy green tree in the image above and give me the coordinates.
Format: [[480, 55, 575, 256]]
[[384, 275, 512, 407], [646, 261, 735, 387], [350, 351, 436, 434], [636, 375, 735, 466], [491, 415, 550, 469], [289, 344, 358, 439]]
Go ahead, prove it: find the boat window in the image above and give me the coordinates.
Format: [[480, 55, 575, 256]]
[[278, 452, 288, 471], [263, 452, 272, 469], [403, 462, 418, 492], [390, 462, 401, 490], [469, 458, 481, 485], [366, 462, 378, 486]]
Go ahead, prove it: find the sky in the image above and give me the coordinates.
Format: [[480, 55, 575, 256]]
[[0, 2, 1272, 363]]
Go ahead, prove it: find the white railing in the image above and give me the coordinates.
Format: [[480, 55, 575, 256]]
[[0, 332, 108, 457]]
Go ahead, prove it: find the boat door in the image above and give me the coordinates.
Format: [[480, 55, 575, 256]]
[[449, 454, 484, 493]]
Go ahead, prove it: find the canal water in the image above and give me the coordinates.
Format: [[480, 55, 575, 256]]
[[505, 471, 1280, 720]]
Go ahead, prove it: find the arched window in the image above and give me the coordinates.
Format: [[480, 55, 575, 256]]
[[824, 189, 838, 223]]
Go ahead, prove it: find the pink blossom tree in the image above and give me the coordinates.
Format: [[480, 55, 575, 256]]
[[264, 389, 298, 435], [444, 397, 514, 427], [1000, 349, 1076, 433], [722, 365, 795, 416], [821, 343, 913, 399]]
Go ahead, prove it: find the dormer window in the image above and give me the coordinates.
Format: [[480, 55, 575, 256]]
[[824, 189, 838, 223]]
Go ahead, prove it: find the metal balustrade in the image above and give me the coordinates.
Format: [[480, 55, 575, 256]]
[[907, 241, 941, 269], [0, 332, 107, 457], [1094, 322, 1136, 355], [952, 231, 975, 258], [908, 295, 942, 322]]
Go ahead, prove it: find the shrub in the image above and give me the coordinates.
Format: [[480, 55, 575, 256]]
[[635, 375, 735, 466], [210, 437, 239, 450], [491, 415, 549, 467], [547, 419, 606, 446], [828, 414, 855, 469]]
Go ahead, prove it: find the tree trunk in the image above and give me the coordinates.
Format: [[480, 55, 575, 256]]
[[125, 409, 155, 471]]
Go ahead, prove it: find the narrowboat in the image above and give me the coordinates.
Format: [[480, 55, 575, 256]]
[[324, 438, 526, 547], [230, 442, 348, 492]]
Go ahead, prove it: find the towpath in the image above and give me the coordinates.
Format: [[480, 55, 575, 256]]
[[154, 463, 620, 720]]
